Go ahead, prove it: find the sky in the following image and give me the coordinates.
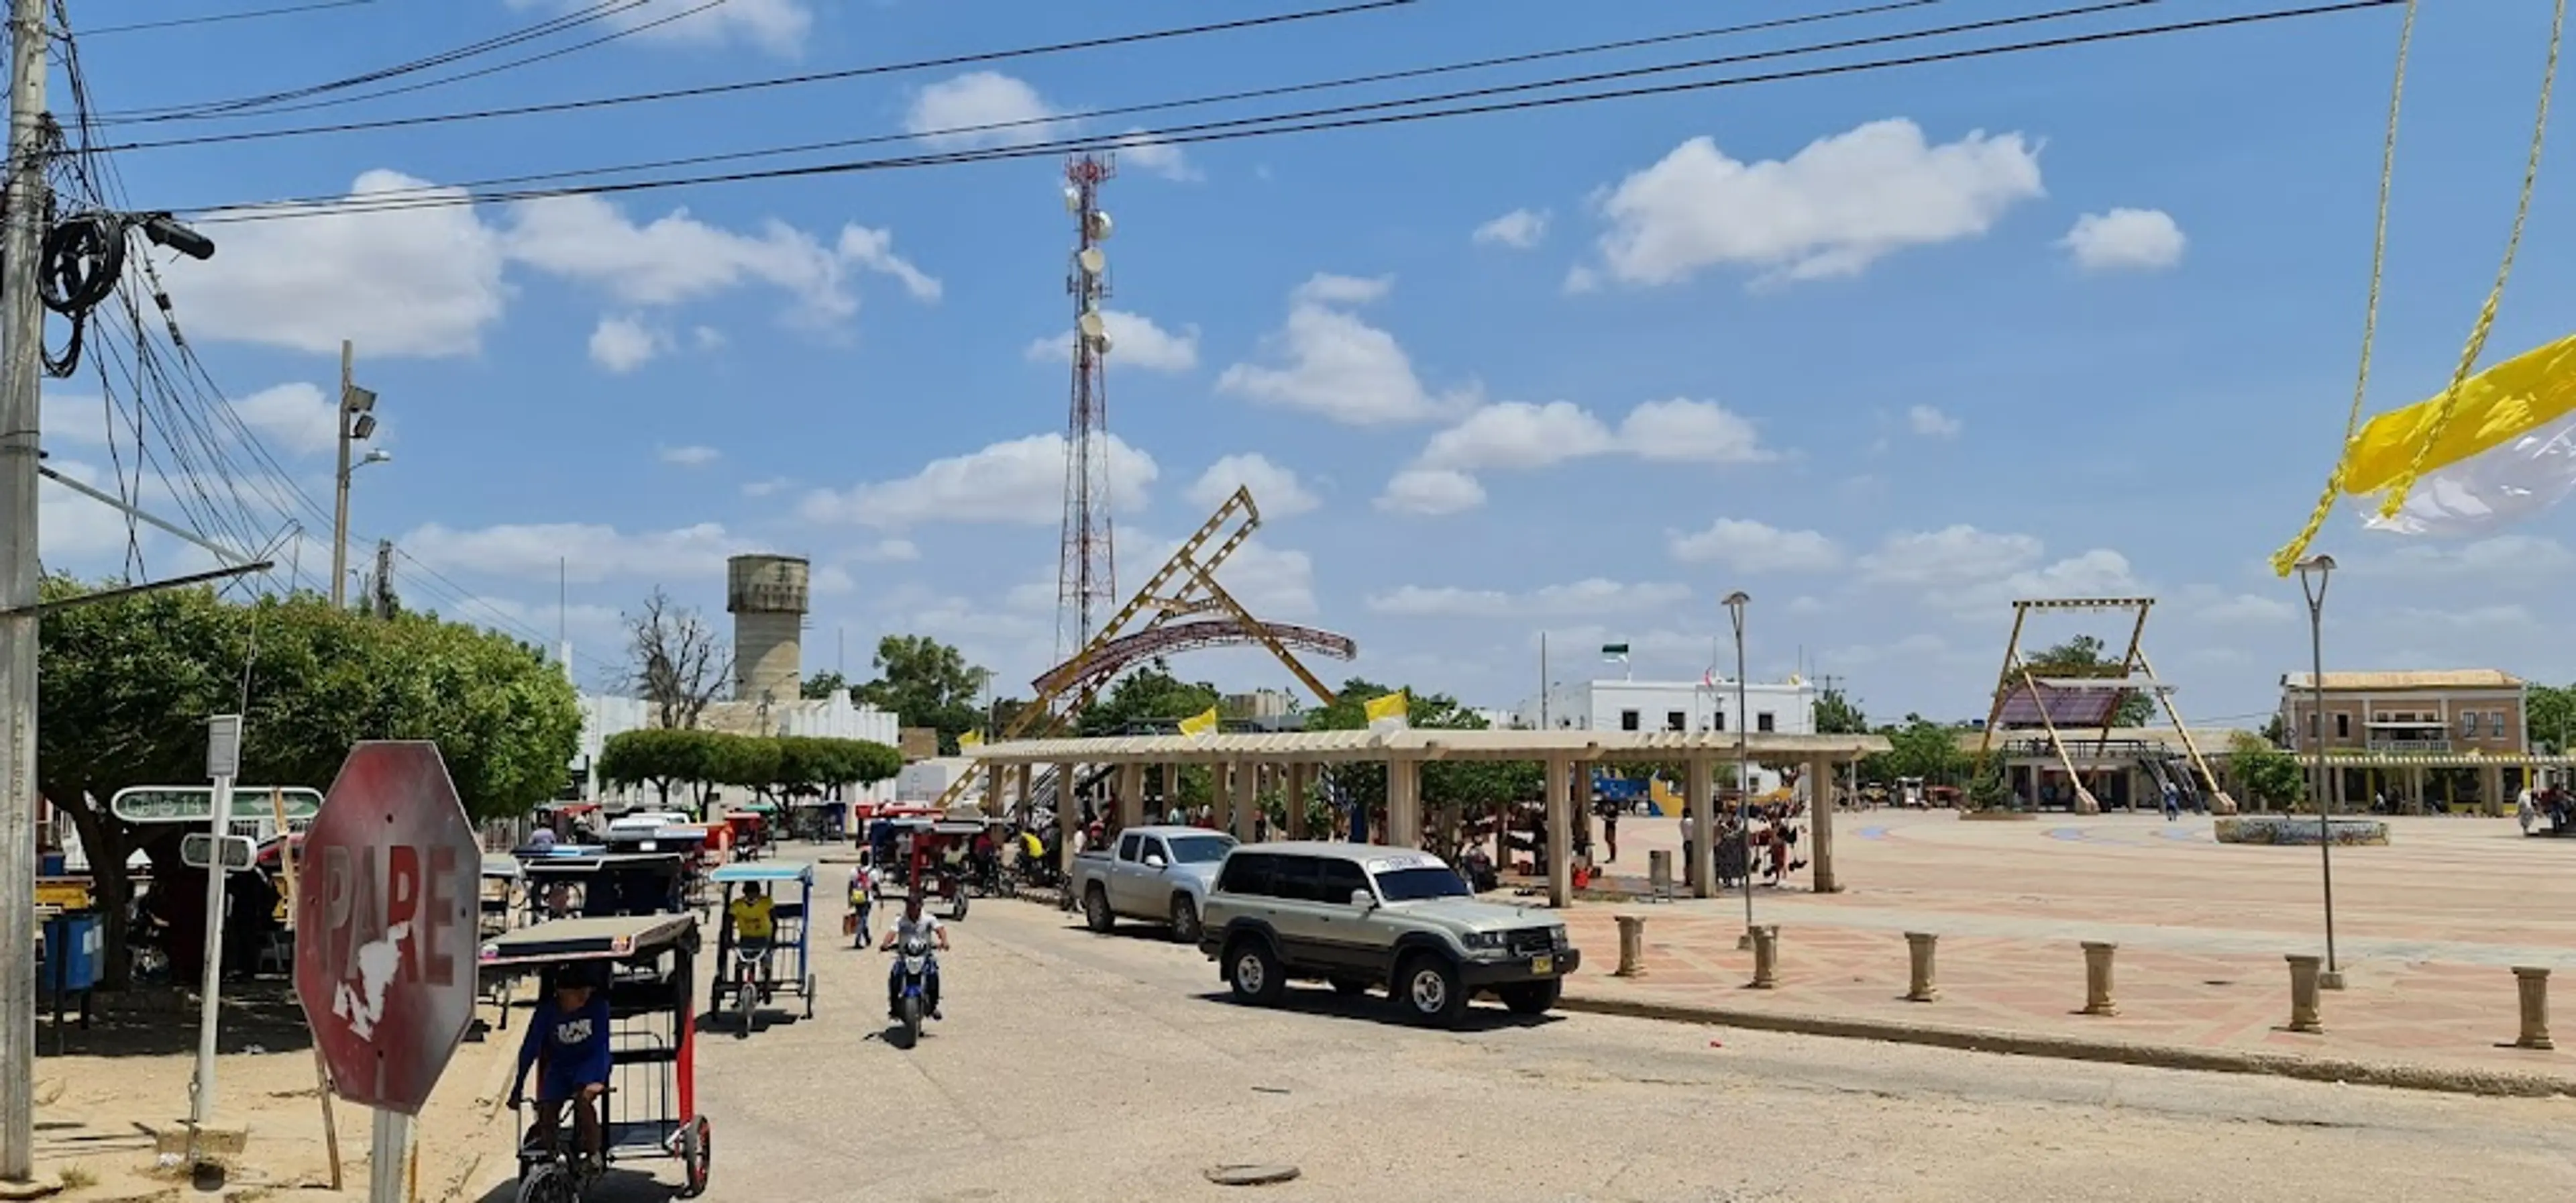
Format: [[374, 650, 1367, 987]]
[[30, 0, 2576, 731]]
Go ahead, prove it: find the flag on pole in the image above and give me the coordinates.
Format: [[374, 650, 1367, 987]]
[[958, 729, 984, 751], [1701, 668, 1716, 688], [1364, 690, 1409, 733], [1179, 706, 1220, 737], [1601, 643, 1629, 664]]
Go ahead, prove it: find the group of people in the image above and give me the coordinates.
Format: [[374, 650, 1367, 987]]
[[1678, 803, 1807, 888], [2518, 782, 2575, 836]]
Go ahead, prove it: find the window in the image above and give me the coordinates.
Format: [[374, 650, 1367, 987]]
[[1713, 711, 1727, 732], [1374, 866, 1470, 902], [2493, 712, 2508, 738], [1263, 855, 1324, 902], [2306, 712, 2318, 737], [1166, 834, 1235, 864], [1756, 712, 1776, 733], [1216, 852, 1281, 898], [2460, 711, 2480, 737], [2334, 713, 2350, 739], [1316, 858, 1372, 904], [1619, 709, 1641, 731], [1117, 833, 1143, 861], [1666, 710, 1687, 732]]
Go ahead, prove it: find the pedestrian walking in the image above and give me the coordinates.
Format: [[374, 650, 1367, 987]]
[[2161, 781, 2180, 822]]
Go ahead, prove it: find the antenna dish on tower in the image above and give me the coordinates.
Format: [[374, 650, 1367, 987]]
[[1087, 211, 1114, 240], [1077, 247, 1106, 277], [1063, 186, 1082, 213], [1077, 309, 1108, 343]]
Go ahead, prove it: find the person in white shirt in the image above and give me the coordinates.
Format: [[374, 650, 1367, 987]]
[[2518, 786, 2538, 835], [878, 894, 951, 1021]]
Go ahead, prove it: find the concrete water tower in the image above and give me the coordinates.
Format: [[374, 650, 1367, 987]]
[[726, 554, 809, 702]]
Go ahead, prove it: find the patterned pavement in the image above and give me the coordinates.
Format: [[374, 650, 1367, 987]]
[[1544, 809, 2575, 1081]]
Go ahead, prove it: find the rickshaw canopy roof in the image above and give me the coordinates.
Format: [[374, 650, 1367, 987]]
[[479, 912, 698, 967], [480, 855, 523, 880], [521, 852, 689, 877], [710, 862, 812, 886]]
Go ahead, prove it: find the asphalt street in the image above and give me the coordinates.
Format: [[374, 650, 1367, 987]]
[[470, 876, 2576, 1203]]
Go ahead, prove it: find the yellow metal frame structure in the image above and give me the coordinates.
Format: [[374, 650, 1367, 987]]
[[1974, 597, 2235, 815], [928, 485, 1344, 813]]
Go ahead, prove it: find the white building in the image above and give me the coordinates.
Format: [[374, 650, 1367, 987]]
[[1515, 677, 1818, 738]]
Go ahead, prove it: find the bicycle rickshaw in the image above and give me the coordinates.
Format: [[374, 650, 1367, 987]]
[[478, 855, 527, 1027], [478, 912, 713, 1202], [519, 852, 692, 925], [709, 862, 816, 1035], [864, 817, 979, 920]]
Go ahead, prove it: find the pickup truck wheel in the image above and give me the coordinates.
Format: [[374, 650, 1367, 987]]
[[1082, 885, 1114, 934], [1498, 978, 1562, 1015], [1168, 894, 1201, 944], [1397, 955, 1468, 1027], [1226, 940, 1286, 1006]]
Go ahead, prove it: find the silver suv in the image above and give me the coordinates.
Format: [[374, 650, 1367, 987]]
[[1198, 842, 1580, 1025]]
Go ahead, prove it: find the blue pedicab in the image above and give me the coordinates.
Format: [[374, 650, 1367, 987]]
[[708, 862, 815, 1037]]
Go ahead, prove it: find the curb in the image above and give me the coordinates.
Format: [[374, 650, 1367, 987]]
[[1555, 991, 2576, 1100]]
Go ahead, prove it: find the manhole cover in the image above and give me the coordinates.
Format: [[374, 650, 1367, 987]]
[[1206, 1164, 1301, 1187]]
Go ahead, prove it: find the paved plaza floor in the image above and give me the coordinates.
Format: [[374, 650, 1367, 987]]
[[1550, 809, 2576, 1086]]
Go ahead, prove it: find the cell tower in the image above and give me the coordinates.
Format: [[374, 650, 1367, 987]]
[[1057, 152, 1119, 661]]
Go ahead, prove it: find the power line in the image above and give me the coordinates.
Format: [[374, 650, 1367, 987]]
[[98, 0, 1424, 136], [180, 0, 2401, 225], [111, 0, 1937, 166], [76, 0, 376, 38]]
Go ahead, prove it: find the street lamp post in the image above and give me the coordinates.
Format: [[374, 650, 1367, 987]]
[[329, 339, 382, 609], [1724, 590, 1753, 947], [2295, 554, 2344, 991]]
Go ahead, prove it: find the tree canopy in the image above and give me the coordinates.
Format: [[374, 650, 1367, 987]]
[[1860, 713, 1972, 785], [1078, 664, 1218, 736], [596, 729, 902, 810], [800, 670, 851, 701], [2024, 635, 2156, 727], [855, 634, 987, 753], [2227, 731, 2308, 810], [2528, 683, 2575, 753], [1307, 677, 1540, 823], [1812, 688, 1869, 735]]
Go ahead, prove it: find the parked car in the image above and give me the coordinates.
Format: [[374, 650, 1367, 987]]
[[1069, 825, 1239, 943], [1198, 842, 1578, 1027]]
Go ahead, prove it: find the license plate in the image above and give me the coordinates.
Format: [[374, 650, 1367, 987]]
[[1531, 955, 1553, 976]]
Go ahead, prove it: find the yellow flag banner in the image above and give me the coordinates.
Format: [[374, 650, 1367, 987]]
[[959, 729, 984, 750], [1179, 706, 1220, 737], [1363, 690, 1409, 728]]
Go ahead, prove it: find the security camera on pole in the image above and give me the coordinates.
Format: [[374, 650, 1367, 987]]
[[331, 342, 384, 609]]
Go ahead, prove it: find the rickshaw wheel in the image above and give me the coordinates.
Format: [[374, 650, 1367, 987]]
[[803, 976, 816, 1018], [513, 1163, 577, 1203], [676, 1116, 712, 1198]]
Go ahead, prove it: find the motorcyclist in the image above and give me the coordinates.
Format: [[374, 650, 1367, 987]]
[[877, 892, 951, 1021]]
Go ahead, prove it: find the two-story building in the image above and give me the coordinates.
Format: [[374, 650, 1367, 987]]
[[2277, 669, 2567, 813]]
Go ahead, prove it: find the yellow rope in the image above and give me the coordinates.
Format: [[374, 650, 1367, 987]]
[[2269, 0, 2418, 578], [2373, 0, 2565, 521]]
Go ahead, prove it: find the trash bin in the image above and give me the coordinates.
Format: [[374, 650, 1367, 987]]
[[39, 912, 99, 1050]]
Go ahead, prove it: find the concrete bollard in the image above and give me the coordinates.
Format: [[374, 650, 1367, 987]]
[[1647, 849, 1673, 900], [1904, 932, 1939, 1002], [1614, 915, 1648, 977], [2079, 941, 2118, 1016], [1749, 925, 1779, 990], [2286, 954, 2324, 1033], [2513, 966, 2555, 1051]]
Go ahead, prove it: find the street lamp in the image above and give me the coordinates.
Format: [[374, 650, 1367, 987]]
[[2295, 554, 2343, 991], [1724, 590, 1754, 949], [330, 341, 381, 609]]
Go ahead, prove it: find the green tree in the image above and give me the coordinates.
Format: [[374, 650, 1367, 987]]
[[773, 735, 904, 798], [597, 728, 714, 807], [2229, 731, 2309, 810], [1813, 688, 1869, 735], [800, 670, 850, 701], [2528, 683, 2575, 753], [1864, 714, 1972, 785], [2024, 635, 2155, 727], [1079, 664, 1219, 736], [855, 634, 985, 753], [1305, 678, 1540, 837], [39, 580, 580, 987]]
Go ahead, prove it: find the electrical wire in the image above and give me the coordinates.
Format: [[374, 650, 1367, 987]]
[[97, 0, 1424, 134], [76, 0, 376, 39], [181, 0, 2404, 225]]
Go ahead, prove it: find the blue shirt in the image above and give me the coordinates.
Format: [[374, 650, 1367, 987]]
[[518, 992, 612, 1084]]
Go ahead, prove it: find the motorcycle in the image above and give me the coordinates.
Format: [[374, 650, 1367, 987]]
[[890, 934, 934, 1048]]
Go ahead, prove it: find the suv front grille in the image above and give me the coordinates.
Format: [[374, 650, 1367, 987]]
[[1504, 927, 1554, 957]]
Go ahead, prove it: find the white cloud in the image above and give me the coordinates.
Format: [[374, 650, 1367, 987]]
[[230, 383, 337, 457], [1368, 578, 1690, 618], [2341, 534, 2575, 578], [1217, 274, 1476, 426], [160, 170, 508, 358], [1589, 118, 2045, 286], [39, 458, 144, 560], [1418, 401, 1615, 472], [399, 521, 748, 583], [800, 433, 1157, 528], [835, 226, 943, 302], [1472, 208, 1549, 250], [1857, 525, 2045, 586], [1617, 399, 1773, 465], [1113, 131, 1202, 182], [741, 476, 793, 498], [1375, 468, 1485, 516], [1907, 404, 1962, 438], [658, 444, 720, 467], [2194, 592, 2295, 625], [906, 71, 1063, 148], [2059, 207, 2186, 272], [504, 195, 937, 323], [1024, 309, 1199, 372], [40, 392, 109, 448], [852, 538, 920, 563], [1668, 519, 1844, 573], [1188, 454, 1319, 516], [508, 0, 812, 55], [589, 315, 663, 374]]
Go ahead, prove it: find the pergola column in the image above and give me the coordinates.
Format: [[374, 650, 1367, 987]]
[[1385, 757, 1421, 849], [1165, 763, 1184, 819], [1807, 755, 1841, 894], [1544, 756, 1573, 907], [1287, 763, 1313, 839], [1686, 755, 1715, 899], [1014, 764, 1033, 823], [2482, 762, 2506, 817], [983, 762, 1002, 819], [1056, 762, 1080, 851], [1118, 762, 1146, 831], [1228, 760, 1256, 841]]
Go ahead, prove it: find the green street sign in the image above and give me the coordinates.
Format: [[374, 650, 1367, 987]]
[[109, 786, 323, 825]]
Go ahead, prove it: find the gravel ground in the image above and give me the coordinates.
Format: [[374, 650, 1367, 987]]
[[466, 887, 2576, 1203]]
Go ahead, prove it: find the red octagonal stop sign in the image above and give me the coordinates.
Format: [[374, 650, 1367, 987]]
[[294, 741, 481, 1115]]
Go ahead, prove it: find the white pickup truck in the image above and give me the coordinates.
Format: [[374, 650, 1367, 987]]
[[1069, 825, 1239, 944]]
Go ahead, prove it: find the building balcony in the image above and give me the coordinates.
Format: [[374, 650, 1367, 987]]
[[2365, 737, 2453, 753]]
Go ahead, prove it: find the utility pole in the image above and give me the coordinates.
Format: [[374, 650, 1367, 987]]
[[329, 342, 380, 609], [0, 0, 49, 1179], [370, 539, 394, 619]]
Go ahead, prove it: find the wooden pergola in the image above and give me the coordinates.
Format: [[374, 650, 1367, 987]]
[[959, 728, 1890, 907]]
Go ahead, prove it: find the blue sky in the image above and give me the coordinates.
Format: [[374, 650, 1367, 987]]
[[34, 0, 2576, 729]]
